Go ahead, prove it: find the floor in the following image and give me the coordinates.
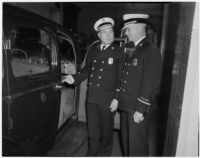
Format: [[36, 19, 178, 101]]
[[47, 109, 165, 157], [47, 119, 122, 156]]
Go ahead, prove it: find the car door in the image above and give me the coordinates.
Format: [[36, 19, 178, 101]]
[[56, 30, 79, 128], [3, 14, 61, 155]]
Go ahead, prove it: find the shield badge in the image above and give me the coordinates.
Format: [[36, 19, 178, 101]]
[[132, 58, 138, 66], [108, 58, 113, 64]]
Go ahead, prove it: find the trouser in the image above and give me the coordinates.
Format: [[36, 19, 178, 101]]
[[86, 103, 115, 156], [120, 110, 149, 156]]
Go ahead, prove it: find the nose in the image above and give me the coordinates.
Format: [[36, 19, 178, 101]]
[[125, 29, 128, 35]]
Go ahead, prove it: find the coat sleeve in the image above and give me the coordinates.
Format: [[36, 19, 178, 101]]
[[114, 48, 127, 100], [135, 47, 162, 114], [72, 49, 92, 86]]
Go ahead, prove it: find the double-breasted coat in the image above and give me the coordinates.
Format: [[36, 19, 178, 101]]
[[118, 38, 162, 156], [73, 41, 126, 156], [74, 42, 126, 106]]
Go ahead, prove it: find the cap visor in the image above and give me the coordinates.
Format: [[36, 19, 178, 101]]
[[98, 24, 113, 31]]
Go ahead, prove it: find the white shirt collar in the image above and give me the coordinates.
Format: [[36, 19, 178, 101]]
[[134, 36, 146, 47], [100, 44, 110, 50]]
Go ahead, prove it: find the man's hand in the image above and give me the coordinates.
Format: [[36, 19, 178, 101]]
[[110, 99, 118, 112], [133, 111, 144, 123], [62, 75, 75, 85]]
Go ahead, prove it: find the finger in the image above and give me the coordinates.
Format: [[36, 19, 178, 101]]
[[133, 115, 137, 122], [111, 107, 115, 112], [64, 75, 69, 79], [62, 79, 67, 83], [134, 115, 140, 123], [134, 119, 139, 123]]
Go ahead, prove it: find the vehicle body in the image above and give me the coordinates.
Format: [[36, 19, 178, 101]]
[[2, 4, 80, 156]]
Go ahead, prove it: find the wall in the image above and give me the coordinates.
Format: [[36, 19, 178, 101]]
[[77, 4, 123, 41], [10, 3, 63, 25], [77, 3, 163, 43], [163, 2, 197, 156], [176, 3, 199, 156]]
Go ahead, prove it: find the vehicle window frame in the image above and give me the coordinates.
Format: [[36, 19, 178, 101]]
[[5, 25, 58, 79], [57, 31, 77, 74]]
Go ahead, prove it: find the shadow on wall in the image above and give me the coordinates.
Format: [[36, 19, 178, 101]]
[[156, 2, 182, 156]]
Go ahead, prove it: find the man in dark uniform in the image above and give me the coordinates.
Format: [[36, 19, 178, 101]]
[[118, 14, 162, 156], [62, 17, 126, 156]]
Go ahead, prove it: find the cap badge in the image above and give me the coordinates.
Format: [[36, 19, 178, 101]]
[[139, 43, 143, 47], [111, 47, 114, 50], [132, 58, 138, 66], [108, 58, 113, 64]]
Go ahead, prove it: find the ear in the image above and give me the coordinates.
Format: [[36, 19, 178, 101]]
[[97, 32, 100, 38]]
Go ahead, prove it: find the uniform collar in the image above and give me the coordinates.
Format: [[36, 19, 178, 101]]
[[135, 37, 148, 49], [134, 36, 146, 47], [98, 42, 115, 50], [100, 43, 111, 50]]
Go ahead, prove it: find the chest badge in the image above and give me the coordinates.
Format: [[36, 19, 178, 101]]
[[132, 58, 138, 66], [108, 58, 113, 64]]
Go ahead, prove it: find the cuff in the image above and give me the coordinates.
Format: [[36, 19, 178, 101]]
[[135, 97, 151, 114], [114, 88, 120, 100], [72, 72, 80, 86]]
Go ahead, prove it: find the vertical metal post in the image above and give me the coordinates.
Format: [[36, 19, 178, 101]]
[[160, 4, 169, 60]]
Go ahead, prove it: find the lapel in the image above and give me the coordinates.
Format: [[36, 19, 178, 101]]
[[131, 38, 149, 58], [97, 43, 116, 59]]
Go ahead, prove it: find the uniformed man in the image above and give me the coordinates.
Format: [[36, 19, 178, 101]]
[[62, 17, 126, 156], [118, 14, 162, 156]]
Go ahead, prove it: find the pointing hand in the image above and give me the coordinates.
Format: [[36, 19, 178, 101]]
[[62, 75, 75, 85]]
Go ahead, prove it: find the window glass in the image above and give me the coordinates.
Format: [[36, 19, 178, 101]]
[[9, 27, 52, 77], [59, 38, 76, 75]]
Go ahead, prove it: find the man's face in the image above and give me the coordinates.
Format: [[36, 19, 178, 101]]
[[40, 31, 50, 46], [98, 27, 114, 45], [124, 24, 138, 42]]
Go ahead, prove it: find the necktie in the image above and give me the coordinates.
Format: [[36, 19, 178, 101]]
[[125, 42, 135, 48], [101, 45, 106, 51], [125, 42, 135, 57]]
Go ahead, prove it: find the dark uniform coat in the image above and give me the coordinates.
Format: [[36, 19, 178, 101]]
[[73, 41, 126, 156], [118, 38, 162, 156], [73, 41, 126, 106]]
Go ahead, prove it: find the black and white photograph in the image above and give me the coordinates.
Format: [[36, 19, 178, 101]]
[[1, 1, 199, 157]]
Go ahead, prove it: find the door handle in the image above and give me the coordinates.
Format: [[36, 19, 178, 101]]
[[53, 83, 62, 90]]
